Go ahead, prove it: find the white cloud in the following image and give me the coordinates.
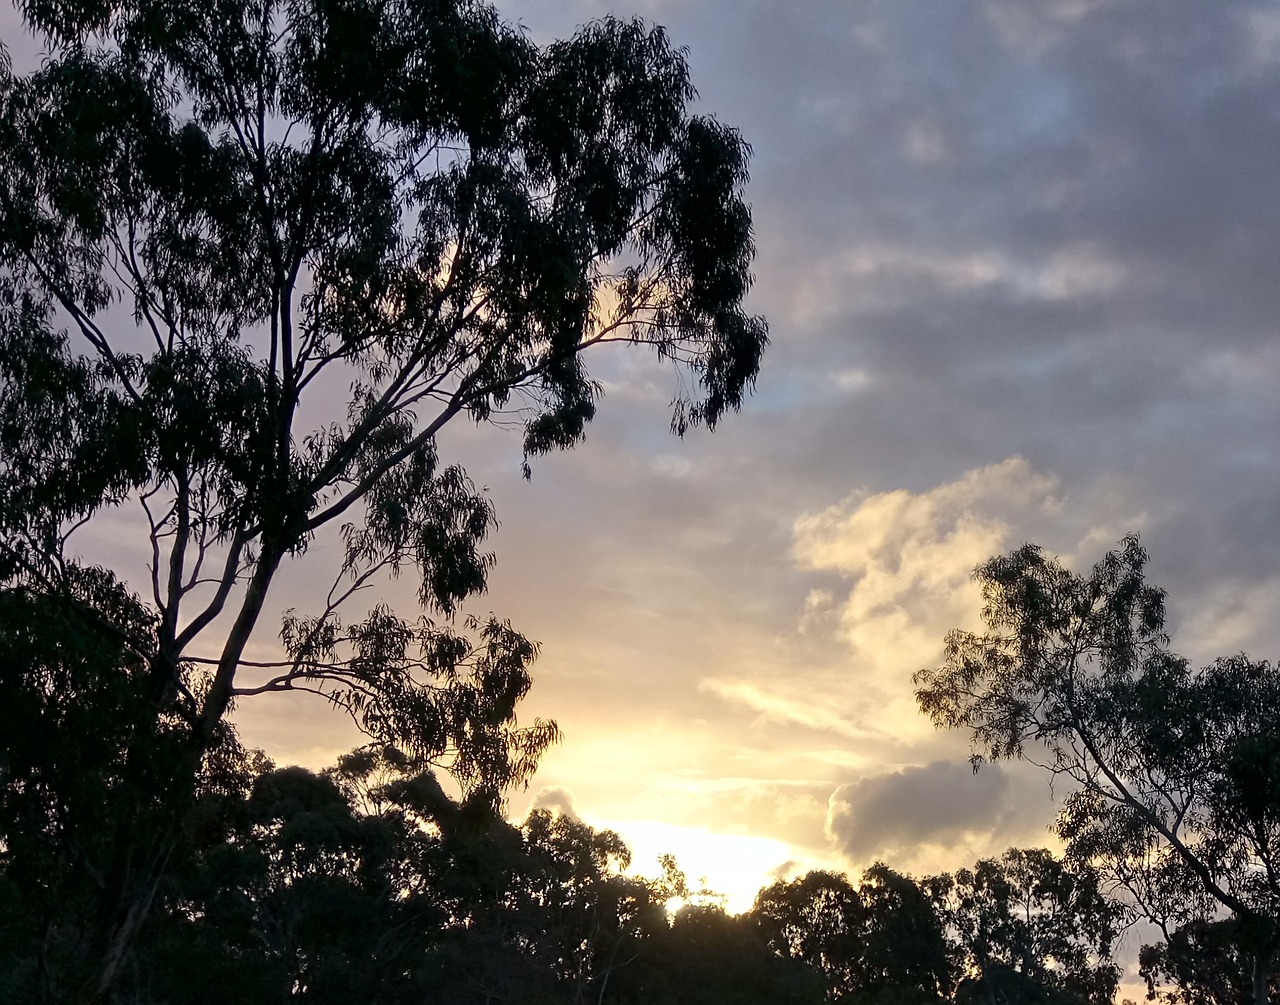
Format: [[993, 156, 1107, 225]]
[[782, 241, 1132, 329], [903, 119, 950, 165], [1177, 575, 1280, 664], [699, 677, 887, 742], [1030, 245, 1128, 301], [788, 458, 1152, 746], [831, 367, 875, 392], [983, 0, 1116, 52], [531, 785, 580, 819], [791, 458, 1061, 735]]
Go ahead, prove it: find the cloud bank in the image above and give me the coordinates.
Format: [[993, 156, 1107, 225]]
[[827, 760, 1056, 872]]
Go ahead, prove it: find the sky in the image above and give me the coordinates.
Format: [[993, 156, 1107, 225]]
[[359, 0, 1280, 910], [9, 0, 1280, 970]]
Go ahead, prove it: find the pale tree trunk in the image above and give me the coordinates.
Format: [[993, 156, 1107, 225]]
[[78, 550, 283, 1003], [80, 847, 171, 1005], [76, 721, 201, 1005]]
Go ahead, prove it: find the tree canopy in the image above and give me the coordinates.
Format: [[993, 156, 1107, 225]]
[[928, 848, 1121, 1005], [0, 0, 767, 996], [916, 536, 1280, 1005], [750, 865, 952, 1003]]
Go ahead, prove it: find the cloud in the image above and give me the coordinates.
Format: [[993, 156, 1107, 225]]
[[793, 457, 1059, 582], [790, 458, 1064, 737], [1176, 575, 1280, 665], [828, 760, 1005, 858], [675, 777, 834, 853], [531, 785, 579, 820], [827, 759, 1055, 871], [699, 678, 885, 742], [683, 459, 1143, 768], [768, 859, 803, 883], [982, 0, 1118, 53]]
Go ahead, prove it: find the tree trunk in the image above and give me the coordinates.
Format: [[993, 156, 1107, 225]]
[[79, 847, 171, 1005], [79, 555, 281, 1001], [76, 735, 201, 1004], [1253, 957, 1270, 1005]]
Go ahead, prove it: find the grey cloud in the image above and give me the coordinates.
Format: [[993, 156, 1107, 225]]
[[215, 0, 1280, 886], [531, 786, 580, 820], [489, 0, 1280, 594], [827, 760, 1053, 865]]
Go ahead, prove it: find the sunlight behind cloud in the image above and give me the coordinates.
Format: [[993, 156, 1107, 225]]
[[791, 457, 1062, 740], [698, 678, 886, 742], [595, 817, 822, 915]]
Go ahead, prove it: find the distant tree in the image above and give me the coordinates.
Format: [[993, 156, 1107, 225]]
[[614, 903, 827, 1005], [858, 863, 955, 1002], [19, 730, 838, 1004], [750, 866, 951, 1003], [0, 0, 766, 994], [752, 871, 864, 999], [131, 750, 532, 1005], [916, 536, 1280, 1005], [84, 750, 628, 1003], [928, 848, 1120, 1005], [516, 808, 671, 1004], [1141, 918, 1280, 1005]]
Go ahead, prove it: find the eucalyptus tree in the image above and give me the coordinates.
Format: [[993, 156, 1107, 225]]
[[752, 870, 864, 998], [0, 0, 767, 995], [750, 866, 951, 1003], [1141, 917, 1280, 1005], [928, 848, 1121, 1005], [916, 536, 1280, 1005], [614, 904, 827, 1005], [518, 808, 672, 1004]]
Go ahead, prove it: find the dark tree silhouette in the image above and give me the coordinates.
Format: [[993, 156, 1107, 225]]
[[65, 749, 786, 1004], [613, 903, 827, 1005], [1141, 917, 1280, 1005], [750, 866, 952, 1003], [0, 0, 766, 995], [917, 536, 1280, 1005], [928, 848, 1121, 1005]]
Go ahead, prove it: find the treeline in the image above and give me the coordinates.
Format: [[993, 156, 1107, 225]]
[[3, 1, 1279, 1002], [3, 544, 1275, 1005], [0, 737, 1120, 1005]]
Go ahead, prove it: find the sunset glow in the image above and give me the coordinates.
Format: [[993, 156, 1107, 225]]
[[6, 0, 1280, 997]]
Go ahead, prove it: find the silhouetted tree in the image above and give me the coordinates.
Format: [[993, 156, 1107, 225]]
[[0, 0, 766, 994], [753, 871, 864, 999], [751, 867, 951, 1003], [113, 754, 733, 1004], [1141, 918, 1280, 1005], [614, 903, 827, 1005], [917, 536, 1280, 1005], [929, 849, 1120, 1005], [134, 752, 529, 1005], [858, 863, 955, 1002], [516, 808, 670, 1003], [0, 569, 249, 1001]]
